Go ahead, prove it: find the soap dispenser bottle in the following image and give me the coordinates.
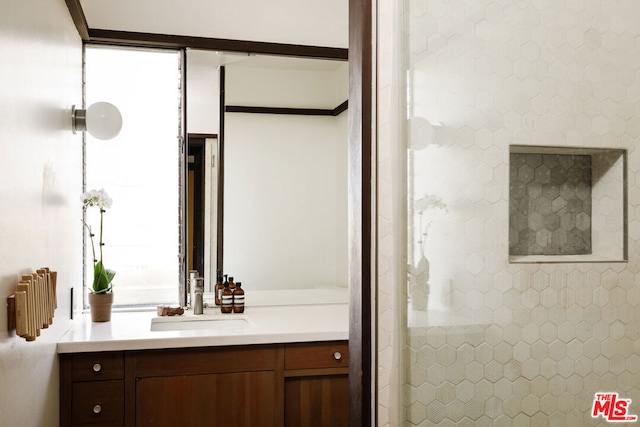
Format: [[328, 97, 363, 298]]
[[232, 282, 245, 313], [214, 274, 223, 306], [228, 276, 236, 291], [221, 281, 233, 314]]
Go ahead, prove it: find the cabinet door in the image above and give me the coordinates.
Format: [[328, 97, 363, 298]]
[[135, 371, 276, 427], [284, 374, 349, 427]]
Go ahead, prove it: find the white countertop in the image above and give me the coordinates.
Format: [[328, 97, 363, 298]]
[[57, 289, 349, 354]]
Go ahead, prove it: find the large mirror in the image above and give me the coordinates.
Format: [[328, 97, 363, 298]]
[[186, 49, 349, 293]]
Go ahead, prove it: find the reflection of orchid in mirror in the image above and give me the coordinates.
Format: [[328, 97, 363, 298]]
[[408, 194, 446, 310], [414, 194, 447, 257]]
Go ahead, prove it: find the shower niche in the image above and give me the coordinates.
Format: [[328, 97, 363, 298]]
[[509, 145, 627, 263]]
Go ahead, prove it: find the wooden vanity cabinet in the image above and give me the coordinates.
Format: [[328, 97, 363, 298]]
[[284, 341, 350, 427], [60, 341, 347, 427]]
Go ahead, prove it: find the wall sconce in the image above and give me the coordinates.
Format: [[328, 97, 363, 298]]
[[72, 102, 122, 140]]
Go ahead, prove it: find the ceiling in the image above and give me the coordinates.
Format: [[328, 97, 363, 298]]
[[78, 0, 349, 49]]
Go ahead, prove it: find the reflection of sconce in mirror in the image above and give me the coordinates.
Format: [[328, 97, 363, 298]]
[[409, 117, 443, 150], [72, 102, 122, 140]]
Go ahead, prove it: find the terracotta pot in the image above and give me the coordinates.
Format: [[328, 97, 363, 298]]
[[89, 292, 114, 322]]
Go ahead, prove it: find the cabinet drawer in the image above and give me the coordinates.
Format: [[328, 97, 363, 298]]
[[285, 341, 349, 370], [71, 352, 124, 381], [71, 380, 124, 426]]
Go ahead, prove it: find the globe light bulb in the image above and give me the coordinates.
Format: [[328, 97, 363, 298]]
[[86, 102, 123, 140]]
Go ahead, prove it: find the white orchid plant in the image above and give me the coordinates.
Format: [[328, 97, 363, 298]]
[[81, 189, 116, 294]]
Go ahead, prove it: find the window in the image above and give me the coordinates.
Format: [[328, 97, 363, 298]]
[[84, 45, 182, 306]]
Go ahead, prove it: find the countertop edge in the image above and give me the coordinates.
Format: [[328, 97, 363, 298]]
[[56, 330, 349, 353], [56, 302, 349, 354]]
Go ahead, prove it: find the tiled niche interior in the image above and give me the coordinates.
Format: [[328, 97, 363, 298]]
[[510, 152, 593, 256], [509, 145, 627, 263]]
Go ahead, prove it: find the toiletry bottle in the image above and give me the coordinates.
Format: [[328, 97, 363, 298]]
[[214, 274, 223, 306], [221, 274, 228, 302], [228, 276, 236, 291], [221, 281, 233, 314], [232, 282, 245, 313]]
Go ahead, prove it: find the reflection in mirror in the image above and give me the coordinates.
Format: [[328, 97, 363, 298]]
[[186, 50, 349, 292]]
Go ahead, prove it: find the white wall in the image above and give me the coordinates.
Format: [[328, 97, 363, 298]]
[[0, 1, 82, 425], [186, 49, 221, 134]]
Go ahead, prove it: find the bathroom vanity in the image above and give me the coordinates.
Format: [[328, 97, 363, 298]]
[[57, 295, 349, 427]]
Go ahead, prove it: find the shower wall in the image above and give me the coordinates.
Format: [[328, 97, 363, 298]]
[[378, 0, 640, 425]]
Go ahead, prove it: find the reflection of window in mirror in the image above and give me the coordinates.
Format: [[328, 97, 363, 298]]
[[84, 45, 182, 307]]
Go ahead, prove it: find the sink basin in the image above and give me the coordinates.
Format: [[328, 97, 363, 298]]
[[150, 314, 251, 332]]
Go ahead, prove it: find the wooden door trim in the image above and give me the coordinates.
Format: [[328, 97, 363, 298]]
[[348, 0, 374, 425]]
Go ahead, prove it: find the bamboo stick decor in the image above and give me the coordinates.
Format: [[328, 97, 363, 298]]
[[6, 267, 57, 341]]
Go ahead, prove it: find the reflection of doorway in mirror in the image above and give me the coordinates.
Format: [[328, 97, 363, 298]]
[[204, 137, 218, 293], [187, 134, 219, 293]]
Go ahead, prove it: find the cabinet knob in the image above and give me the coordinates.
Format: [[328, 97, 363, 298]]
[[93, 404, 102, 414], [92, 363, 102, 373], [333, 351, 342, 361]]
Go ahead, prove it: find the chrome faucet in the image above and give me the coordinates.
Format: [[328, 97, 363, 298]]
[[193, 278, 204, 315]]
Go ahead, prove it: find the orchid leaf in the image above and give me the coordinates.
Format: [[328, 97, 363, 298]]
[[92, 261, 115, 294]]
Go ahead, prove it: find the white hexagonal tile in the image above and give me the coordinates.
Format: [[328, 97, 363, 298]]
[[522, 395, 540, 416], [445, 361, 466, 385], [465, 360, 485, 384], [407, 401, 427, 424], [435, 345, 456, 367]]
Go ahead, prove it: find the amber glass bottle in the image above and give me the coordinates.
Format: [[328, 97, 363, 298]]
[[228, 276, 236, 291], [214, 274, 223, 306], [221, 282, 233, 314], [232, 282, 245, 313]]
